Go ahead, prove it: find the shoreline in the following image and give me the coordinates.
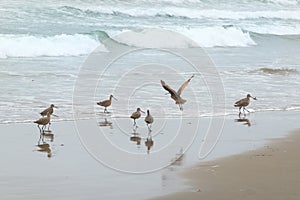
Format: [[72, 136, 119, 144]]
[[151, 128, 300, 200], [2, 108, 300, 125], [1, 110, 300, 200]]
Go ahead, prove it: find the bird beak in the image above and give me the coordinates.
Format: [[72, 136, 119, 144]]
[[113, 96, 118, 101], [141, 110, 145, 114], [251, 96, 257, 100]]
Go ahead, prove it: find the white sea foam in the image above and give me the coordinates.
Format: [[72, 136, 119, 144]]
[[113, 28, 198, 48], [178, 27, 256, 47], [113, 27, 256, 48], [0, 34, 106, 58], [152, 8, 300, 20]]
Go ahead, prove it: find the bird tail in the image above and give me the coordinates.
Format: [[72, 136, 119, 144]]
[[176, 99, 186, 104]]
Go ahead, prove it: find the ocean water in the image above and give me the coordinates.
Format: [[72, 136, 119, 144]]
[[0, 0, 300, 123]]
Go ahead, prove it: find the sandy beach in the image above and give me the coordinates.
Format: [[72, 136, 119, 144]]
[[152, 126, 300, 200], [0, 110, 299, 200]]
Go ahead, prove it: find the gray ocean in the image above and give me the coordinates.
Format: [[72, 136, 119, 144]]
[[0, 0, 300, 123]]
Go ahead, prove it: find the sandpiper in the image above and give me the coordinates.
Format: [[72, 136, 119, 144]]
[[161, 74, 194, 111]]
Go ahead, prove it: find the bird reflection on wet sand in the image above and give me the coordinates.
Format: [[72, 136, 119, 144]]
[[235, 116, 251, 127], [130, 133, 141, 145], [36, 132, 54, 158], [145, 132, 154, 154], [98, 118, 113, 128]]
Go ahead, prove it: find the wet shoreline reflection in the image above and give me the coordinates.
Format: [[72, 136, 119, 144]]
[[36, 131, 54, 158], [235, 115, 251, 127]]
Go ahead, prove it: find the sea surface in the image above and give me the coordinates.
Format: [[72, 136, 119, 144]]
[[0, 0, 300, 123]]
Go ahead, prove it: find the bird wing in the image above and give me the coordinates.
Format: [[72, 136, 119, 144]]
[[35, 116, 50, 125], [40, 107, 51, 116], [161, 80, 177, 96], [131, 111, 141, 119], [98, 100, 108, 106], [177, 74, 194, 96], [145, 115, 153, 124], [234, 98, 245, 107]]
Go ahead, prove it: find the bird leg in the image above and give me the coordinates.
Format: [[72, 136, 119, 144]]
[[133, 122, 138, 133], [133, 119, 136, 127], [241, 107, 248, 116], [148, 132, 152, 140], [244, 107, 250, 113], [37, 125, 42, 133], [38, 133, 42, 145], [42, 125, 45, 133], [239, 107, 242, 114], [147, 124, 152, 133], [47, 122, 51, 131], [37, 132, 46, 145], [104, 108, 107, 113], [179, 104, 183, 111]]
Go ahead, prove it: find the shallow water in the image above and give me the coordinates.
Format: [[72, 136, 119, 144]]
[[1, 0, 300, 123], [0, 42, 299, 123]]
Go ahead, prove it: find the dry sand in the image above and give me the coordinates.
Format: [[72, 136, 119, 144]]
[[152, 129, 300, 200]]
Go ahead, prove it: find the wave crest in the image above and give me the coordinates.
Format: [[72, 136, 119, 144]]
[[112, 27, 256, 48], [179, 27, 256, 47], [59, 4, 300, 20], [257, 67, 298, 75], [0, 34, 106, 59]]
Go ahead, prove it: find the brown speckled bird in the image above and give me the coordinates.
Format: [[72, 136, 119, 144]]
[[130, 108, 145, 126], [144, 109, 154, 132], [234, 94, 257, 115], [97, 95, 117, 113], [40, 104, 56, 116], [34, 112, 51, 132]]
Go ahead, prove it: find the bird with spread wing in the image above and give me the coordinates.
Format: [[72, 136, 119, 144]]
[[160, 75, 194, 111]]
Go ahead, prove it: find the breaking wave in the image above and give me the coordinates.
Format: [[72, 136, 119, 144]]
[[0, 34, 106, 59], [256, 67, 298, 75]]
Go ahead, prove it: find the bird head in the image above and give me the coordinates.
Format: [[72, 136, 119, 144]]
[[247, 94, 257, 100], [110, 95, 118, 101], [51, 104, 58, 108], [137, 108, 145, 113]]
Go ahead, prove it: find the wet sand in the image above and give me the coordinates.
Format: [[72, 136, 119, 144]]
[[152, 130, 300, 200], [1, 110, 300, 200]]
